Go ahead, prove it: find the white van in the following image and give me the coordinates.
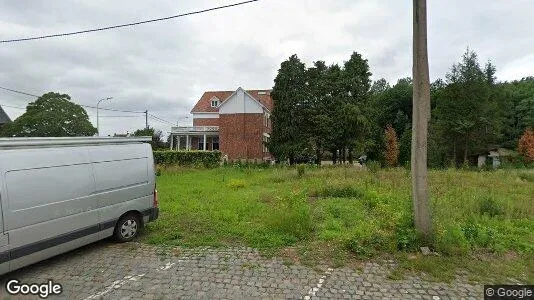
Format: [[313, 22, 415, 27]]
[[0, 137, 159, 275]]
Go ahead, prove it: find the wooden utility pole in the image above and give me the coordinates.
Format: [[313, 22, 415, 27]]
[[145, 110, 148, 129], [411, 0, 432, 240]]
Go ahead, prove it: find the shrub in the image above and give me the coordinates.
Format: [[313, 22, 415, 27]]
[[154, 150, 221, 168], [227, 160, 272, 169], [345, 231, 394, 257], [478, 196, 504, 218], [366, 160, 381, 173], [518, 172, 534, 182], [265, 194, 313, 242], [518, 127, 534, 163], [155, 165, 162, 176], [394, 216, 422, 251], [435, 224, 470, 255], [345, 237, 373, 257], [296, 164, 306, 178], [461, 219, 496, 249], [313, 186, 364, 199], [228, 179, 246, 190], [384, 124, 400, 167], [395, 226, 421, 251]]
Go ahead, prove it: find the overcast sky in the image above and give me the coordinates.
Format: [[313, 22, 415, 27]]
[[1, 0, 533, 137]]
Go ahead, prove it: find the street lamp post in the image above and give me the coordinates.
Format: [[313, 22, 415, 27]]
[[96, 97, 113, 136]]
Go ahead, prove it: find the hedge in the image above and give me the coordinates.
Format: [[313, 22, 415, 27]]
[[153, 150, 222, 168]]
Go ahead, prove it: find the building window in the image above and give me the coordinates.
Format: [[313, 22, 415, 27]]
[[212, 137, 219, 150], [211, 99, 219, 107], [264, 113, 270, 127], [262, 136, 269, 153]]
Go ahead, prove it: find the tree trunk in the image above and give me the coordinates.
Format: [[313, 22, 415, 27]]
[[332, 149, 338, 165], [411, 0, 432, 241], [315, 143, 322, 165], [348, 147, 354, 164], [463, 137, 468, 164], [453, 140, 457, 167]]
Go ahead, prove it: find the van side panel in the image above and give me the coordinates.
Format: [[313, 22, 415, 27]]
[[0, 141, 156, 275], [4, 164, 94, 230], [89, 143, 154, 234], [0, 187, 8, 274], [0, 147, 101, 270], [146, 143, 156, 188], [10, 232, 101, 271]]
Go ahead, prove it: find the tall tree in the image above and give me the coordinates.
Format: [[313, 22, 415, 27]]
[[433, 49, 500, 164], [412, 0, 432, 240], [0, 92, 97, 137], [370, 78, 390, 94], [321, 64, 345, 163], [499, 77, 534, 148], [269, 55, 310, 163], [270, 52, 372, 165], [369, 77, 446, 166], [307, 61, 332, 164], [368, 78, 413, 164], [322, 52, 372, 163], [339, 52, 372, 162]]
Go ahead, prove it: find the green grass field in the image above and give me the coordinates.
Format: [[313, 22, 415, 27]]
[[144, 165, 534, 283]]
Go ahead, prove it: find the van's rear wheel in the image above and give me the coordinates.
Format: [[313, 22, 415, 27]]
[[114, 213, 141, 242]]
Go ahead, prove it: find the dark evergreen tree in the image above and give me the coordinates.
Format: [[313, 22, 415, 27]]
[[268, 55, 310, 163]]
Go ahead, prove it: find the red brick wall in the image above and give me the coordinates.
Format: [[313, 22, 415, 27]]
[[193, 118, 219, 126], [220, 114, 269, 161]]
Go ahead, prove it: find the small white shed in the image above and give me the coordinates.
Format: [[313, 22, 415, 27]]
[[477, 148, 515, 168]]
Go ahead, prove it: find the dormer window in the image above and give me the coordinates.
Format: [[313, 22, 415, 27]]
[[210, 98, 219, 107]]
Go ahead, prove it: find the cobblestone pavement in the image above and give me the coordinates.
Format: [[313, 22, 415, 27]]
[[0, 240, 482, 299]]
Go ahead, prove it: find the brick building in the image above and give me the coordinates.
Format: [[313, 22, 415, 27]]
[[169, 87, 273, 161]]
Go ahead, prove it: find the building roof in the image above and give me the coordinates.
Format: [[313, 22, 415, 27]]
[[0, 106, 11, 125], [474, 147, 517, 157], [191, 89, 273, 113]]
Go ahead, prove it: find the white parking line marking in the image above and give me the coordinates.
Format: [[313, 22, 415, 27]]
[[158, 262, 175, 271], [304, 268, 333, 299], [84, 273, 145, 300]]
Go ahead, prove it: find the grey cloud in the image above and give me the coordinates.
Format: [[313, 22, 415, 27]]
[[1, 0, 533, 136]]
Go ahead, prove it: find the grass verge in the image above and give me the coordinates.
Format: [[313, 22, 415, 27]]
[[144, 165, 534, 283]]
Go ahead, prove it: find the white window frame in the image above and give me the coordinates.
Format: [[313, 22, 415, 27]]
[[264, 113, 270, 127], [210, 96, 220, 108], [262, 135, 269, 153], [212, 137, 220, 151]]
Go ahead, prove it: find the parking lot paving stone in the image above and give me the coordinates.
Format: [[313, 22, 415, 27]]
[[0, 241, 484, 299]]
